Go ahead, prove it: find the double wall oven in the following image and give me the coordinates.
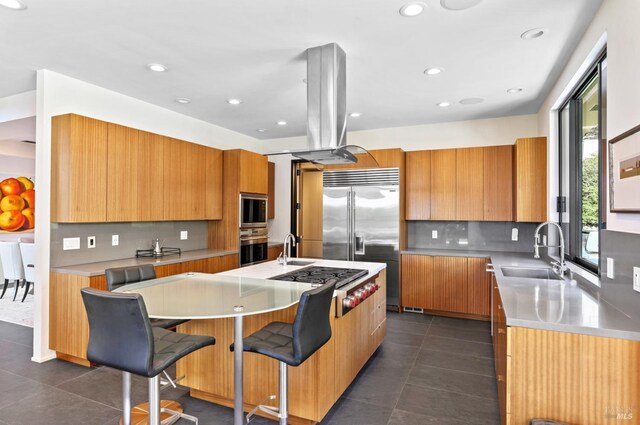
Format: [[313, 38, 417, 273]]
[[239, 194, 268, 266]]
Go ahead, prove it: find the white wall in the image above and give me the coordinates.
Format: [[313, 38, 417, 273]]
[[0, 91, 36, 123], [33, 70, 262, 362], [265, 114, 538, 153], [537, 0, 640, 234], [265, 114, 540, 242]]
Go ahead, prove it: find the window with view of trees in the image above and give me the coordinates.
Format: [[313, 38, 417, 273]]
[[558, 53, 606, 274]]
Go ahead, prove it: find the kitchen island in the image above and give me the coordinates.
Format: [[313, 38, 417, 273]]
[[132, 258, 387, 425]]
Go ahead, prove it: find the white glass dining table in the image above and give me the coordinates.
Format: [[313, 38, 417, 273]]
[[115, 272, 314, 425]]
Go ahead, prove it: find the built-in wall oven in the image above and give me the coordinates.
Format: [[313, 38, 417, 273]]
[[239, 227, 268, 267], [240, 194, 268, 228]]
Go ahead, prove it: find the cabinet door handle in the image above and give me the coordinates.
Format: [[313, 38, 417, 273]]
[[498, 328, 505, 334], [497, 375, 505, 382], [498, 304, 502, 310]]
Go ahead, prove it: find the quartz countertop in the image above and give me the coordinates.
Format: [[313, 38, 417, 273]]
[[219, 257, 386, 291], [402, 249, 640, 341], [50, 248, 238, 277]]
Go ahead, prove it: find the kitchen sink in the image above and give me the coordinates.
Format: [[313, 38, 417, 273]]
[[285, 260, 315, 266], [500, 266, 564, 280]]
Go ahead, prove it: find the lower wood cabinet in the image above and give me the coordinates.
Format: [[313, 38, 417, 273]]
[[401, 254, 490, 319], [49, 254, 238, 366], [492, 279, 640, 425]]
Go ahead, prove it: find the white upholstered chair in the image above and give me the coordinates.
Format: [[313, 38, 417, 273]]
[[19, 242, 35, 302], [0, 241, 25, 301]]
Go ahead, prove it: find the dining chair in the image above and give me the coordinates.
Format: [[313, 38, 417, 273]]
[[0, 241, 25, 301], [19, 242, 35, 302]]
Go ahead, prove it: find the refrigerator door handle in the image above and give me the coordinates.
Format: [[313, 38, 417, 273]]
[[354, 235, 365, 255]]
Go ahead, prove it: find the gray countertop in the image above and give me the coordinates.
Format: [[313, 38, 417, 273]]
[[402, 249, 640, 341], [50, 248, 238, 277]]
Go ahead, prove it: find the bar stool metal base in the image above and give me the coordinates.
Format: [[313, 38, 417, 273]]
[[119, 400, 183, 425], [246, 361, 288, 425]]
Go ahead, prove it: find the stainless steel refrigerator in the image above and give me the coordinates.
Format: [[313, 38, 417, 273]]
[[322, 168, 400, 309]]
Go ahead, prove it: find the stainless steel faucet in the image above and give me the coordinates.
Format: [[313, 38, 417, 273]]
[[534, 221, 567, 275], [278, 233, 297, 266]]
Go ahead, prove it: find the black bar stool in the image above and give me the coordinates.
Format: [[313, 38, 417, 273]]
[[232, 280, 336, 425], [106, 265, 188, 330], [81, 288, 215, 425]]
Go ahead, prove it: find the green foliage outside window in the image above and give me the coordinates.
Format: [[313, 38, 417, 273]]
[[581, 153, 599, 229]]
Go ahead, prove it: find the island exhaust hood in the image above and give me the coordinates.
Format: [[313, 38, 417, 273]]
[[269, 43, 376, 166]]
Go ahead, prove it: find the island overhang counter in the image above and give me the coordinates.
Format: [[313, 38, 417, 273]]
[[120, 258, 387, 425]]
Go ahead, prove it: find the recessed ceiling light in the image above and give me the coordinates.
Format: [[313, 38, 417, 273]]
[[459, 97, 484, 105], [276, 121, 287, 126], [520, 28, 547, 40], [227, 98, 242, 105], [440, 0, 482, 11], [0, 0, 27, 10], [349, 112, 362, 118], [506, 88, 523, 94], [399, 2, 426, 17], [437, 101, 451, 107], [175, 98, 191, 104], [424, 67, 443, 76], [146, 63, 167, 72], [257, 129, 267, 133]]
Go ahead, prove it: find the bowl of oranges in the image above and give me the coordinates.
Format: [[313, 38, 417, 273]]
[[0, 177, 35, 232]]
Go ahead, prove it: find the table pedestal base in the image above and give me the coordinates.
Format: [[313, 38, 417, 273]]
[[119, 400, 183, 425]]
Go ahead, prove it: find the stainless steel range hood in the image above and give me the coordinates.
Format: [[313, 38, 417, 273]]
[[266, 42, 377, 166]]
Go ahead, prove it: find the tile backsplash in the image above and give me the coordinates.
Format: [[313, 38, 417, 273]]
[[600, 229, 640, 323], [50, 221, 209, 267], [407, 221, 538, 253]]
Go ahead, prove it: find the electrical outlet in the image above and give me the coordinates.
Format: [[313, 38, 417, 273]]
[[606, 258, 614, 279], [634, 267, 640, 293], [432, 230, 438, 239], [63, 237, 80, 251], [87, 236, 96, 249], [511, 228, 518, 241], [112, 235, 119, 246], [180, 231, 188, 240]]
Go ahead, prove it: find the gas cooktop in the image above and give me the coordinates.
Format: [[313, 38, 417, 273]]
[[269, 266, 368, 289]]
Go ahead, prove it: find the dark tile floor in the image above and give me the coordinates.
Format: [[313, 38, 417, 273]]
[[0, 313, 499, 425]]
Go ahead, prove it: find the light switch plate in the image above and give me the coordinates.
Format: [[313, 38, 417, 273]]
[[112, 235, 119, 246], [634, 267, 640, 293], [606, 258, 614, 279], [63, 237, 80, 250], [432, 230, 438, 239], [87, 236, 96, 249], [180, 231, 188, 240], [511, 228, 518, 241]]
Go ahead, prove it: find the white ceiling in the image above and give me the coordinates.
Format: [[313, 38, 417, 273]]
[[0, 0, 602, 140]]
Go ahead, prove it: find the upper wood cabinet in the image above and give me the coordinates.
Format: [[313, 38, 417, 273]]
[[514, 137, 547, 222], [51, 114, 222, 223], [405, 151, 431, 220], [267, 161, 275, 219], [51, 114, 108, 223], [430, 149, 457, 220], [456, 147, 484, 221], [484, 145, 513, 221], [238, 150, 268, 194], [107, 126, 164, 222]]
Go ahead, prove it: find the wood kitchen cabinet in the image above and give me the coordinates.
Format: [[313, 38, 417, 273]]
[[267, 161, 275, 219], [51, 114, 109, 222], [52, 114, 222, 223], [401, 254, 433, 310], [432, 256, 468, 313], [162, 137, 208, 221], [456, 147, 484, 221], [484, 145, 514, 221], [106, 125, 165, 222], [514, 137, 547, 222], [401, 254, 490, 319], [430, 149, 457, 220], [267, 244, 282, 261], [405, 150, 431, 220], [238, 149, 268, 195]]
